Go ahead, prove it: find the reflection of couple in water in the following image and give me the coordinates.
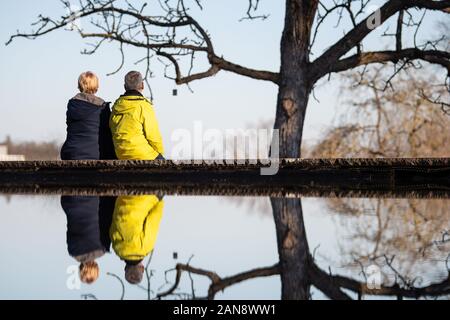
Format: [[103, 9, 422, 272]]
[[60, 70, 165, 285], [61, 195, 164, 285]]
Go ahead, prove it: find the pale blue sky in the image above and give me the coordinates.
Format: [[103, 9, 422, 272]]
[[0, 0, 446, 152]]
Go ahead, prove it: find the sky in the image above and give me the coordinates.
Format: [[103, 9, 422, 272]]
[[0, 0, 446, 154]]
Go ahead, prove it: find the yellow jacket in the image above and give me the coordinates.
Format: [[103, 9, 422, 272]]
[[110, 94, 164, 160], [110, 195, 164, 262]]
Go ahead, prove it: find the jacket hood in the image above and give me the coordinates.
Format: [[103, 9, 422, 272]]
[[67, 94, 106, 121], [112, 95, 148, 114], [73, 249, 106, 263], [73, 93, 105, 106]]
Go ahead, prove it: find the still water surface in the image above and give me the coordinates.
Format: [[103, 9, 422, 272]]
[[0, 194, 448, 300]]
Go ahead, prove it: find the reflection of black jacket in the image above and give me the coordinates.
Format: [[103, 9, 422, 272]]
[[61, 196, 116, 258], [98, 197, 116, 251], [60, 94, 116, 160]]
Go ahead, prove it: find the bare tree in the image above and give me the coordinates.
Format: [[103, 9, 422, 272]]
[[7, 0, 450, 300], [310, 65, 450, 158], [6, 0, 450, 158]]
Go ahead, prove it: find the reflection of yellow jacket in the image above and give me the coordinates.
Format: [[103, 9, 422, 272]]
[[110, 195, 164, 261], [110, 95, 164, 160]]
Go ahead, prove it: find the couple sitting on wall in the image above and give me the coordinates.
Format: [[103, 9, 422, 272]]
[[60, 71, 165, 286], [60, 70, 164, 161]]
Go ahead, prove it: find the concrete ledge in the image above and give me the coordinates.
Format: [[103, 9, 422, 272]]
[[0, 158, 448, 198], [0, 158, 448, 169]]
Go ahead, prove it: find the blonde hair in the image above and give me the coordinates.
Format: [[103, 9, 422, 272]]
[[78, 71, 99, 94], [79, 261, 100, 284]]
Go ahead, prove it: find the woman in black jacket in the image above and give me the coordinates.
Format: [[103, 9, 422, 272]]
[[60, 71, 116, 160], [61, 195, 117, 284]]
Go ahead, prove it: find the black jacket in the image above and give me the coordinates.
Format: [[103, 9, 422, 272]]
[[61, 196, 116, 259], [60, 93, 116, 160]]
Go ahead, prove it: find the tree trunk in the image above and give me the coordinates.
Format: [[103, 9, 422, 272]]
[[274, 0, 316, 158], [270, 0, 317, 300], [271, 198, 311, 299]]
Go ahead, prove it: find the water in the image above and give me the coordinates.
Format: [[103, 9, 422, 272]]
[[0, 194, 448, 300]]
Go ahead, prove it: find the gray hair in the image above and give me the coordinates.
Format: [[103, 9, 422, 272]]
[[124, 71, 144, 91], [125, 264, 144, 284]]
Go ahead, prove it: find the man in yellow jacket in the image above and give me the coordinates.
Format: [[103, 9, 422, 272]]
[[110, 195, 164, 284], [110, 71, 164, 160]]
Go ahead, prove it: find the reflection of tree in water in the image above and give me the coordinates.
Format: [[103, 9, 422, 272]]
[[326, 198, 449, 270], [322, 198, 449, 297], [83, 198, 450, 300], [158, 199, 449, 300]]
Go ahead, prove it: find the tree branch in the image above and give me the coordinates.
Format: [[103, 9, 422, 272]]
[[6, 0, 279, 86], [156, 50, 220, 84], [210, 55, 280, 84], [329, 48, 450, 74], [156, 263, 279, 300], [396, 10, 404, 51], [311, 0, 450, 80], [309, 261, 450, 299]]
